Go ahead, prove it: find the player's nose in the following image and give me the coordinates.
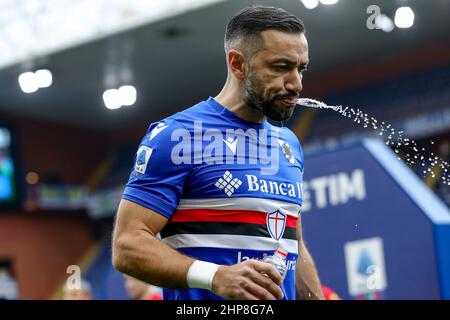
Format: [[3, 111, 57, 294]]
[[285, 70, 303, 95]]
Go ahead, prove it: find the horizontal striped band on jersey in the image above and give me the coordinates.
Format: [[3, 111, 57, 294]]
[[161, 234, 299, 254], [177, 197, 301, 218], [170, 209, 298, 228], [160, 221, 297, 240]]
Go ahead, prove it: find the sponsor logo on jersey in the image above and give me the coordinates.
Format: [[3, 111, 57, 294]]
[[214, 171, 303, 199], [246, 174, 303, 199], [237, 251, 297, 271], [214, 171, 243, 196]]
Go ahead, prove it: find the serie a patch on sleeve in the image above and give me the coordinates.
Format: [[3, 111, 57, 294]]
[[134, 145, 153, 174]]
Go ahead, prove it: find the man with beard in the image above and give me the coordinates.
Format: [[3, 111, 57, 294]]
[[113, 5, 324, 300]]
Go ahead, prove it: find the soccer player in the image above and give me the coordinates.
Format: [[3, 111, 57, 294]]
[[113, 5, 324, 300]]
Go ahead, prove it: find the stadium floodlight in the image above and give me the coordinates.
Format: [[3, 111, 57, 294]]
[[395, 7, 415, 29], [301, 0, 319, 10], [103, 89, 122, 109], [119, 85, 137, 106], [18, 72, 39, 93], [35, 69, 53, 88], [375, 14, 395, 32], [319, 0, 338, 5]]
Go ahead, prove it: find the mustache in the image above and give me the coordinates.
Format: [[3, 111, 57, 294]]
[[273, 92, 299, 101]]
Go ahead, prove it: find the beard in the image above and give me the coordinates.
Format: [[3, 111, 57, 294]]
[[243, 73, 296, 122]]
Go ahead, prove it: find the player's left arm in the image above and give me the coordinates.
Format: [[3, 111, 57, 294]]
[[295, 217, 325, 300], [288, 129, 324, 299]]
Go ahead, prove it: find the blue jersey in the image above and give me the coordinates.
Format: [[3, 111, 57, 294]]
[[122, 97, 305, 300]]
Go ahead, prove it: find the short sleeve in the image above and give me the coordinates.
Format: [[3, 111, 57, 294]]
[[122, 119, 193, 219]]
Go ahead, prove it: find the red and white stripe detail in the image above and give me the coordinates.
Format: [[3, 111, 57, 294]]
[[170, 208, 297, 228], [164, 197, 301, 252]]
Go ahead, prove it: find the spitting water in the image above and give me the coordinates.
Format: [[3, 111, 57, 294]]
[[296, 98, 450, 186]]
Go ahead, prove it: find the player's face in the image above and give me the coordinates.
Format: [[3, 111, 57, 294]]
[[244, 30, 309, 121]]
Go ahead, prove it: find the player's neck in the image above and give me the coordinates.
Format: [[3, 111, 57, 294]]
[[214, 84, 266, 124]]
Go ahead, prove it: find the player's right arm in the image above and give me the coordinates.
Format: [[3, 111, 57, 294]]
[[112, 199, 284, 300], [112, 198, 193, 289], [112, 120, 283, 300]]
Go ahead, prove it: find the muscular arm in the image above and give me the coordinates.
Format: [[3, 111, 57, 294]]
[[112, 199, 194, 289], [112, 199, 284, 299], [295, 217, 325, 300]]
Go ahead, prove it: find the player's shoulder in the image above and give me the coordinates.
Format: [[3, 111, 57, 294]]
[[144, 99, 211, 133], [280, 126, 298, 140], [173, 99, 209, 118], [272, 125, 302, 146], [272, 124, 304, 158], [143, 117, 184, 142], [149, 99, 214, 132]]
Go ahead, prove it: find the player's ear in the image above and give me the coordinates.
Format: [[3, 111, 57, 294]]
[[227, 49, 246, 80]]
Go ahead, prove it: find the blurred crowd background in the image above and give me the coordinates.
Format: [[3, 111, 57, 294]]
[[0, 0, 449, 300]]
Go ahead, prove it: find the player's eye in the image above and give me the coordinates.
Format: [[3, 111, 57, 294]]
[[273, 65, 289, 72]]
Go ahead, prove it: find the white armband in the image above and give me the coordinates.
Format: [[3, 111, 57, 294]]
[[186, 260, 220, 291]]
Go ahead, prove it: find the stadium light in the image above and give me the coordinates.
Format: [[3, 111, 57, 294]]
[[395, 7, 415, 29], [35, 69, 53, 88], [103, 89, 122, 109], [103, 85, 137, 109], [319, 0, 338, 5], [18, 72, 39, 93], [300, 0, 319, 10], [18, 69, 53, 93], [119, 85, 137, 106], [376, 14, 395, 33]]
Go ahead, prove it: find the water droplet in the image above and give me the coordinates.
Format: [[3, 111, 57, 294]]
[[296, 97, 448, 184]]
